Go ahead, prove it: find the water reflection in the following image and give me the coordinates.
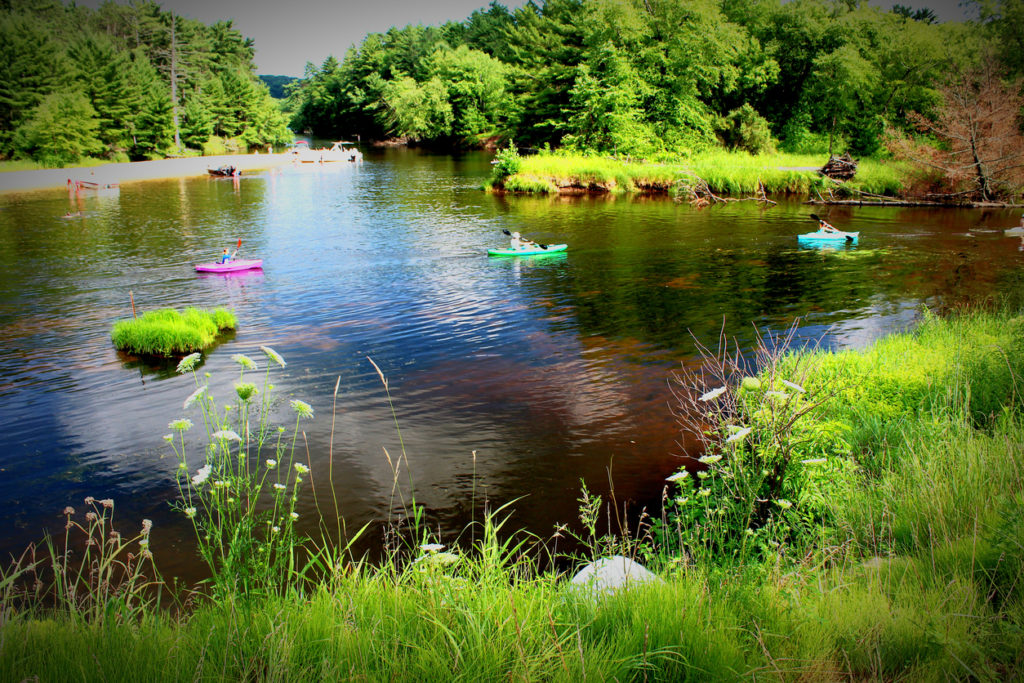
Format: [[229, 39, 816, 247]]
[[1, 150, 1022, 581]]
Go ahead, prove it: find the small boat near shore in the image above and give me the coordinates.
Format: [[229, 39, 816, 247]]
[[194, 258, 263, 273], [69, 178, 119, 192], [207, 165, 238, 177], [291, 140, 362, 163]]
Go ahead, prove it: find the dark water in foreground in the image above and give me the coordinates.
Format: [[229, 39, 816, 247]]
[[1, 149, 1022, 581]]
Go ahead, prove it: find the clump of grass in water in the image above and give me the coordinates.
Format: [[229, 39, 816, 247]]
[[111, 307, 236, 356]]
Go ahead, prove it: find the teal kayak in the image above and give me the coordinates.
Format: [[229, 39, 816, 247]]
[[797, 230, 858, 243], [488, 243, 568, 257]]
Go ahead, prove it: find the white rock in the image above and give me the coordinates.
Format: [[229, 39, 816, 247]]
[[569, 556, 663, 596]]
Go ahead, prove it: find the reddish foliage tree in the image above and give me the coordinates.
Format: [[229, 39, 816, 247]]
[[889, 60, 1024, 202]]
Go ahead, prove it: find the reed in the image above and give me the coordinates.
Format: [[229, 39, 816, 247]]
[[492, 150, 909, 197], [110, 307, 236, 356]]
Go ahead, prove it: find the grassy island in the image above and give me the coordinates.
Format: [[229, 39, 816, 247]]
[[111, 307, 237, 356], [5, 310, 1023, 679], [487, 150, 908, 199]]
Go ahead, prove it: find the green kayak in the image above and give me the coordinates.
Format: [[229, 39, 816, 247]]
[[487, 243, 568, 257]]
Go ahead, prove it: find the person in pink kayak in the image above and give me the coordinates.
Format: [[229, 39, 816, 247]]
[[218, 247, 237, 263]]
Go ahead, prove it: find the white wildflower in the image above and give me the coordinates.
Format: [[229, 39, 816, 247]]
[[420, 543, 445, 553], [781, 379, 806, 394], [698, 488, 712, 497], [294, 463, 309, 474], [265, 459, 278, 469], [260, 346, 286, 367], [726, 427, 752, 443], [698, 386, 727, 402], [698, 454, 723, 465], [163, 434, 174, 443], [191, 464, 212, 486], [231, 353, 258, 371], [665, 471, 688, 482], [169, 418, 193, 432], [801, 458, 827, 465], [184, 507, 196, 518], [776, 499, 792, 510], [290, 399, 314, 418], [176, 352, 201, 374], [273, 483, 286, 491], [271, 526, 280, 533], [290, 512, 299, 520], [212, 429, 242, 442], [183, 385, 207, 410]]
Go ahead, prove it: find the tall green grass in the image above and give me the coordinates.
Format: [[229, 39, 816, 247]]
[[492, 150, 908, 197], [110, 307, 236, 356], [3, 309, 1024, 679]]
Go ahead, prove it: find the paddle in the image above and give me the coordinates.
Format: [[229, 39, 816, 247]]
[[501, 229, 548, 249]]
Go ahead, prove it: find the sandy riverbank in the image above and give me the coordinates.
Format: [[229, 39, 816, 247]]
[[0, 153, 294, 194]]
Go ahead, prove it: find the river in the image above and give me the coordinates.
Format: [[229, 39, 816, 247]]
[[1, 148, 1021, 582]]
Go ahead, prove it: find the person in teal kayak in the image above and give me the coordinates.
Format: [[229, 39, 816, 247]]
[[817, 218, 841, 234]]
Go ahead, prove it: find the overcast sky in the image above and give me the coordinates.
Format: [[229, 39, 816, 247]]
[[77, 0, 971, 77]]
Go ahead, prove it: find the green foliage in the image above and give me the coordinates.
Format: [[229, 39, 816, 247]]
[[12, 90, 103, 166], [110, 307, 236, 356], [0, 2, 288, 162], [719, 103, 776, 154], [0, 13, 65, 154], [489, 142, 521, 183]]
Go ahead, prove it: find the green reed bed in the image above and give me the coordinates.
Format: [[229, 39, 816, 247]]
[[3, 311, 1024, 680], [493, 150, 908, 197], [110, 307, 236, 356]]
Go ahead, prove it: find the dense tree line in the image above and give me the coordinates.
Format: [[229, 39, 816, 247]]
[[0, 0, 291, 165], [287, 0, 1020, 162]]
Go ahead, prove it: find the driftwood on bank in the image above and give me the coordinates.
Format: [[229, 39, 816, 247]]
[[676, 172, 776, 208], [819, 153, 858, 180]]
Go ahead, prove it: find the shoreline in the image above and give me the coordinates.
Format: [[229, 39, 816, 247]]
[[0, 153, 295, 195]]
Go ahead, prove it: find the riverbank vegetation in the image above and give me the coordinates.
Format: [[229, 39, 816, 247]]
[[110, 307, 236, 356], [288, 0, 1024, 202], [4, 308, 1023, 678], [0, 1, 290, 167], [487, 148, 908, 198]]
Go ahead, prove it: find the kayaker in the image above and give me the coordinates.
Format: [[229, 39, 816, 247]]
[[218, 247, 237, 264], [510, 231, 537, 249], [817, 218, 840, 234]]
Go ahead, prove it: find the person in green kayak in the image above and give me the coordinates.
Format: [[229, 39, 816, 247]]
[[510, 231, 538, 249]]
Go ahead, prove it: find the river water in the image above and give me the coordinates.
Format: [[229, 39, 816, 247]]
[[1, 149, 1021, 581]]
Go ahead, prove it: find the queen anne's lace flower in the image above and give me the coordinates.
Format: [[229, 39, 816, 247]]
[[191, 464, 212, 486], [260, 346, 286, 368], [177, 353, 201, 374], [698, 386, 727, 402], [290, 399, 314, 418], [231, 354, 258, 371]]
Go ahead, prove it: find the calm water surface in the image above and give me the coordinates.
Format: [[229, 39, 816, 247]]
[[1, 149, 1022, 580]]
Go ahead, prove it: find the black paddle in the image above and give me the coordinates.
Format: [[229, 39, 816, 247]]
[[809, 214, 853, 242], [502, 229, 548, 249]]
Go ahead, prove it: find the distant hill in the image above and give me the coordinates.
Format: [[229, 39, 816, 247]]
[[260, 75, 299, 99]]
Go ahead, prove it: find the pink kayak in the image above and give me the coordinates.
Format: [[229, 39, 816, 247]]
[[194, 258, 263, 273]]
